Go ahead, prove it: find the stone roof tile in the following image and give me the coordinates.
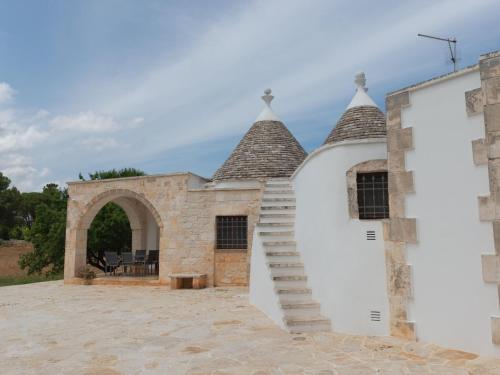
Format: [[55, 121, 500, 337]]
[[323, 105, 386, 145], [213, 120, 307, 181]]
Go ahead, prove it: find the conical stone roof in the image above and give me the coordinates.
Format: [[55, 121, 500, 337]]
[[324, 73, 386, 145], [213, 90, 307, 181]]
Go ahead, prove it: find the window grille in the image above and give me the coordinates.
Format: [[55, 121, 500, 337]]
[[216, 216, 248, 250], [357, 172, 389, 220]]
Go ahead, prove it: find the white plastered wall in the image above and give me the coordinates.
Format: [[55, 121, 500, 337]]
[[249, 229, 286, 329], [292, 140, 390, 335], [403, 70, 500, 356]]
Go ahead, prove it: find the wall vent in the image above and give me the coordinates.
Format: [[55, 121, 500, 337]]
[[366, 230, 376, 240], [370, 310, 381, 322]]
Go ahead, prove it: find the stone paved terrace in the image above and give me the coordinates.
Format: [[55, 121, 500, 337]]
[[1, 282, 499, 375]]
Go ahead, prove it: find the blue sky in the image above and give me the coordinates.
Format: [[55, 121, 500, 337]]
[[1, 0, 499, 191]]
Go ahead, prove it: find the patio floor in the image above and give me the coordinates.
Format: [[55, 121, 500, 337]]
[[0, 281, 499, 375]]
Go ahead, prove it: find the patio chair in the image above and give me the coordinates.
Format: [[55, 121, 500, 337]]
[[134, 250, 147, 276], [146, 250, 159, 275], [104, 251, 120, 276], [121, 252, 134, 275]]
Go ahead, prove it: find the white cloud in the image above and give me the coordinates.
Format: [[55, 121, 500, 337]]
[[50, 111, 119, 132], [0, 154, 50, 191], [0, 125, 48, 153], [80, 137, 122, 152], [0, 82, 15, 104]]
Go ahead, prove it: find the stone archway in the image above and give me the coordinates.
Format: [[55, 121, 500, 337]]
[[64, 188, 163, 279]]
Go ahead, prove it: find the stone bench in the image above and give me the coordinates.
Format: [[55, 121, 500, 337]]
[[169, 273, 208, 290]]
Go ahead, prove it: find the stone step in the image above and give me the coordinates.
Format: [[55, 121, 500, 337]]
[[281, 301, 319, 310], [260, 207, 296, 214], [281, 302, 321, 318], [266, 251, 299, 257], [265, 186, 292, 192], [260, 206, 295, 211], [260, 213, 295, 218], [259, 233, 294, 243], [267, 255, 300, 263], [259, 231, 294, 237], [266, 179, 291, 185], [262, 197, 295, 202], [260, 216, 295, 224], [270, 267, 304, 277], [257, 222, 294, 228], [273, 275, 308, 288], [263, 241, 296, 251], [276, 287, 311, 295], [274, 275, 307, 281], [257, 227, 294, 234], [286, 318, 331, 333], [262, 197, 296, 203], [266, 252, 300, 263], [261, 235, 294, 242], [263, 190, 294, 195], [268, 262, 303, 269]]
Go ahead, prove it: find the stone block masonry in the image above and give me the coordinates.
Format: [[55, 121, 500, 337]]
[[64, 172, 263, 287], [384, 90, 417, 340], [477, 50, 500, 345]]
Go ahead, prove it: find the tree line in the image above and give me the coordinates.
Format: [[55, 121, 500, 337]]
[[0, 168, 145, 275]]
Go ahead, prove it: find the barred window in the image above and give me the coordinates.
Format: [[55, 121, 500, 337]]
[[357, 172, 389, 220], [216, 216, 248, 250]]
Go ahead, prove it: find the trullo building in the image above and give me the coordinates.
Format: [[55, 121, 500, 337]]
[[64, 49, 500, 357]]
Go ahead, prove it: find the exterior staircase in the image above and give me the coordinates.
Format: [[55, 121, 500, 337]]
[[256, 178, 331, 333]]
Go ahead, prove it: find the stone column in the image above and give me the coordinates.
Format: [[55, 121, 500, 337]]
[[64, 228, 87, 280], [158, 228, 169, 284], [131, 228, 145, 251]]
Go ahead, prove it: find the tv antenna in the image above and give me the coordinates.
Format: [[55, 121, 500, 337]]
[[418, 33, 458, 72]]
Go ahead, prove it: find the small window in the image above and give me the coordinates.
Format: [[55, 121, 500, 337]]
[[357, 172, 389, 220], [216, 216, 248, 250]]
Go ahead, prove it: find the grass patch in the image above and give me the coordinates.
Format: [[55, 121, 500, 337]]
[[0, 273, 63, 287]]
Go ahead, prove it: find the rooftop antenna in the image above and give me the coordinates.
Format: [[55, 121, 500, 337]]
[[417, 33, 458, 72]]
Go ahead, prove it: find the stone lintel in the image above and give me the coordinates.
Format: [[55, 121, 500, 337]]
[[465, 88, 484, 115], [388, 218, 417, 243]]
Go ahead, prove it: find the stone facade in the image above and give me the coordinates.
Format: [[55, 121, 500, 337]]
[[384, 90, 417, 340], [64, 172, 262, 286], [476, 50, 500, 344]]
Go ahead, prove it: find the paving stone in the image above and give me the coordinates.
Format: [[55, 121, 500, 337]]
[[0, 281, 498, 375]]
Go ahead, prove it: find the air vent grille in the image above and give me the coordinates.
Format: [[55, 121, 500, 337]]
[[370, 310, 381, 322], [366, 230, 376, 240]]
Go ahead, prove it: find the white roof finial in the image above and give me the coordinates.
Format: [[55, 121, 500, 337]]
[[262, 88, 273, 105], [346, 72, 378, 109], [256, 88, 281, 122], [355, 72, 367, 91]]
